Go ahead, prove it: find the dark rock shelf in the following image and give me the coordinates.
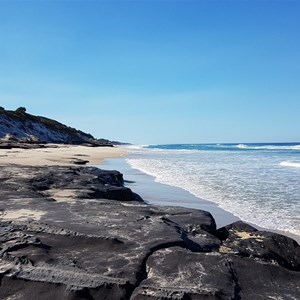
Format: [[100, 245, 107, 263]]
[[0, 165, 299, 299]]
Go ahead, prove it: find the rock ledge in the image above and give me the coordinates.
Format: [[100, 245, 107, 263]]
[[0, 165, 299, 299]]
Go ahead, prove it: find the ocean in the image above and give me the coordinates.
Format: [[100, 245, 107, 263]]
[[126, 143, 300, 237]]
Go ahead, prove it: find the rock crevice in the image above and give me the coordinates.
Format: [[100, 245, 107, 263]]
[[226, 259, 242, 300]]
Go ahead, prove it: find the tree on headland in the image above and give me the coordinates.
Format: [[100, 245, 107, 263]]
[[15, 107, 27, 114]]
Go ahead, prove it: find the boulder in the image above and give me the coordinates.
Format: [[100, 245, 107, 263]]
[[216, 221, 300, 271], [131, 247, 300, 299]]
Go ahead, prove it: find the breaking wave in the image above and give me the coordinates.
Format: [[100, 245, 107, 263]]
[[280, 161, 300, 168], [126, 144, 300, 237], [236, 144, 300, 151]]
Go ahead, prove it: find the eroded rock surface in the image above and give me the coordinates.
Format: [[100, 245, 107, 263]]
[[132, 247, 300, 300], [0, 165, 299, 299]]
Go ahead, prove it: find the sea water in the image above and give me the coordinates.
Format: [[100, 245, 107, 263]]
[[126, 143, 300, 237]]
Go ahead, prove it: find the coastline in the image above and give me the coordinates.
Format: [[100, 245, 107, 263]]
[[1, 144, 299, 243], [99, 157, 240, 229], [0, 144, 299, 298], [100, 156, 300, 244]]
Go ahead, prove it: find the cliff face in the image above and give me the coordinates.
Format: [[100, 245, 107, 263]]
[[0, 107, 112, 146]]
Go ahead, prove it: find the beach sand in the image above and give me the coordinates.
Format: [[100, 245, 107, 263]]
[[1, 144, 299, 243], [0, 145, 127, 166], [0, 145, 239, 229], [0, 145, 127, 223]]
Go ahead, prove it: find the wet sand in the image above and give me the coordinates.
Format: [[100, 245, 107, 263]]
[[99, 158, 240, 229], [100, 157, 300, 243]]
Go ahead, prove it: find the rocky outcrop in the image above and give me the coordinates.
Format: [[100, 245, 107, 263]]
[[132, 246, 300, 299], [0, 165, 299, 299], [0, 107, 113, 146]]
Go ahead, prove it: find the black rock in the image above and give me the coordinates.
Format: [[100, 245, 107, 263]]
[[131, 247, 300, 299], [70, 158, 90, 165], [215, 220, 258, 240], [216, 221, 300, 271], [0, 165, 299, 299]]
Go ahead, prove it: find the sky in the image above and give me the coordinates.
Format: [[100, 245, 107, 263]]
[[0, 0, 299, 144]]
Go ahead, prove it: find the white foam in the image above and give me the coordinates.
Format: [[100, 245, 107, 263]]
[[123, 144, 149, 150], [236, 144, 300, 150], [236, 144, 248, 149], [126, 148, 300, 237], [280, 161, 300, 168]]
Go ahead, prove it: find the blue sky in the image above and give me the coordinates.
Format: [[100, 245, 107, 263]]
[[0, 0, 299, 144]]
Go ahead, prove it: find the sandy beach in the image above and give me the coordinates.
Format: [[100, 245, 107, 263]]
[[0, 145, 239, 228], [0, 145, 127, 166], [0, 144, 237, 228], [1, 144, 299, 243], [0, 145, 128, 223], [0, 144, 299, 299]]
